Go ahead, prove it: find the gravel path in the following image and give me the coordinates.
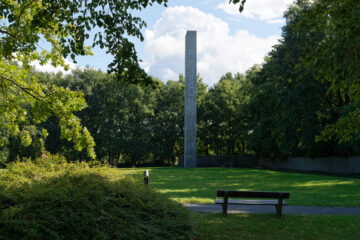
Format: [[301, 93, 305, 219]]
[[183, 203, 360, 215]]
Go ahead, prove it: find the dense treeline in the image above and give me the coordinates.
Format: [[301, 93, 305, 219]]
[[1, 0, 359, 166], [1, 69, 252, 165]]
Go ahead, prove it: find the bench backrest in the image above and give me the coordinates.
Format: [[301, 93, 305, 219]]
[[217, 190, 290, 199]]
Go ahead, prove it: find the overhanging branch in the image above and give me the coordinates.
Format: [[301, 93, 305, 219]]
[[0, 75, 45, 101]]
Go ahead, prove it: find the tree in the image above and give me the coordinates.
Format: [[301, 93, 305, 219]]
[[0, 0, 172, 82], [0, 63, 96, 160], [294, 0, 360, 143], [244, 0, 360, 159], [229, 0, 247, 12], [40, 69, 159, 165], [199, 73, 251, 156], [151, 77, 185, 165]]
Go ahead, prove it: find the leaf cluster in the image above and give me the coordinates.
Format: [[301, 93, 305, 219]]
[[0, 62, 95, 161], [0, 0, 169, 83]]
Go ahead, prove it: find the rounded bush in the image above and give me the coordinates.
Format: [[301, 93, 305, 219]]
[[0, 157, 192, 239]]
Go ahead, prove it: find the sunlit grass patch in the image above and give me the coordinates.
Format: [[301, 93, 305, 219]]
[[117, 167, 360, 206], [293, 180, 355, 187]]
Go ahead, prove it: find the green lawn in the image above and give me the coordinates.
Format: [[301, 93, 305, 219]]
[[118, 167, 360, 207], [2, 163, 359, 239], [190, 212, 360, 240]]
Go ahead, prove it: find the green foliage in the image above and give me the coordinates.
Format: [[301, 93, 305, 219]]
[[5, 0, 358, 164], [229, 0, 247, 12], [151, 77, 186, 164], [244, 0, 360, 158], [35, 70, 208, 165], [0, 0, 169, 83], [0, 62, 95, 162], [0, 158, 192, 239], [294, 0, 360, 143], [199, 73, 251, 156], [39, 69, 254, 165], [40, 69, 161, 164], [0, 0, 245, 163], [0, 0, 245, 164]]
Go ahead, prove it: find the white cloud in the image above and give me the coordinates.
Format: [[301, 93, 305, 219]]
[[267, 19, 286, 24], [143, 6, 279, 86], [217, 0, 292, 24], [162, 68, 178, 81], [31, 59, 80, 74]]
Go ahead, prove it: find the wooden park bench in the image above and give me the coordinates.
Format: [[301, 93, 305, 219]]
[[215, 190, 290, 216]]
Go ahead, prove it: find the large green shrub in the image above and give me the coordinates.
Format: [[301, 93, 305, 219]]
[[0, 156, 192, 239]]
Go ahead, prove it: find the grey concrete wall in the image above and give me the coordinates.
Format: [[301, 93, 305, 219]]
[[259, 156, 360, 175], [184, 31, 197, 168], [178, 155, 258, 168], [178, 155, 360, 175]]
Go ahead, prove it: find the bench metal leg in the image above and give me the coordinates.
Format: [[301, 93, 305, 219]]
[[275, 198, 283, 216], [222, 195, 228, 215]]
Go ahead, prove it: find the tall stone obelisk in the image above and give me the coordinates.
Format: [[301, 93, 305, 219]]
[[184, 30, 197, 168]]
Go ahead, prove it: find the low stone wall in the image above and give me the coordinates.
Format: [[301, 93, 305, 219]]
[[178, 155, 360, 175], [178, 155, 258, 168], [259, 156, 360, 175]]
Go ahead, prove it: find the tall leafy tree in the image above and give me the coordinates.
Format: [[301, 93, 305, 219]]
[[246, 0, 360, 159], [294, 0, 360, 143]]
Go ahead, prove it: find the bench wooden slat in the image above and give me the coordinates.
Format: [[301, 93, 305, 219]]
[[215, 199, 287, 205], [217, 190, 289, 199]]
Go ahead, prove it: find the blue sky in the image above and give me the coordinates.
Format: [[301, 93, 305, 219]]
[[36, 0, 293, 86]]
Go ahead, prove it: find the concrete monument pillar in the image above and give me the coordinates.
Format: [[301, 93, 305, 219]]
[[184, 31, 197, 168]]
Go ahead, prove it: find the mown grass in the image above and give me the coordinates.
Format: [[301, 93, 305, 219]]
[[190, 212, 360, 240], [118, 167, 360, 207]]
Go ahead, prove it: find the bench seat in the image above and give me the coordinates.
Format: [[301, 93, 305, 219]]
[[215, 199, 287, 205]]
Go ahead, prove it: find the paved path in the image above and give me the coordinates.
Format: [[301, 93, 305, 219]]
[[183, 203, 360, 215]]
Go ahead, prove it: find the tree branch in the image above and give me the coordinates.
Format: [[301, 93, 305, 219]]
[[0, 28, 17, 39], [19, 0, 38, 20], [0, 75, 44, 101]]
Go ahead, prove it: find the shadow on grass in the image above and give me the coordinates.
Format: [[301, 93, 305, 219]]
[[192, 212, 360, 240]]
